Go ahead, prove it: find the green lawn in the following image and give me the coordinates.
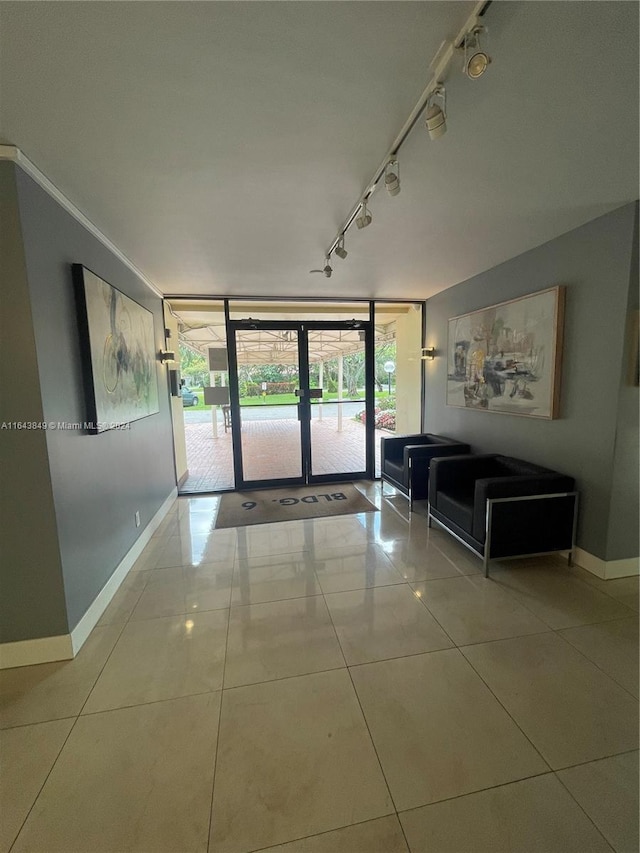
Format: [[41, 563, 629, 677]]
[[183, 388, 394, 412]]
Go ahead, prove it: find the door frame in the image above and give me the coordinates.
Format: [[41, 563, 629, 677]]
[[227, 319, 374, 490]]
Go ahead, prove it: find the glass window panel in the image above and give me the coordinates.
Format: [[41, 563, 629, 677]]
[[373, 301, 424, 477], [235, 328, 302, 482], [239, 411, 303, 481], [310, 402, 366, 476], [309, 328, 366, 477], [168, 299, 234, 492]]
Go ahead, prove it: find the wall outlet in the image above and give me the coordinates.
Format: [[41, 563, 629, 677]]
[[135, 511, 141, 528]]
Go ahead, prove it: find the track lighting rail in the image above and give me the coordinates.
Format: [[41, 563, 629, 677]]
[[324, 0, 491, 260]]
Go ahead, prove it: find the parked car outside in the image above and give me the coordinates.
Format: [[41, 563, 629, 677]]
[[181, 387, 199, 407]]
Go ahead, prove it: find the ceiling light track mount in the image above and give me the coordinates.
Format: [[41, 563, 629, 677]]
[[309, 257, 333, 278], [322, 0, 492, 261]]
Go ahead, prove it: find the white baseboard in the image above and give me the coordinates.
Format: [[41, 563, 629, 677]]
[[70, 488, 178, 654], [0, 489, 177, 670], [574, 548, 640, 580]]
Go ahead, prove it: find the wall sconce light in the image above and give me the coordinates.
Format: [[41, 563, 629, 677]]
[[159, 350, 176, 364], [421, 347, 436, 360]]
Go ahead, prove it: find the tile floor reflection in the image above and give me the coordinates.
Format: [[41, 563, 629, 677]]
[[1, 487, 638, 853]]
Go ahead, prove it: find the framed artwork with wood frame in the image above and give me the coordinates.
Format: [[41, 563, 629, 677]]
[[446, 286, 565, 419]]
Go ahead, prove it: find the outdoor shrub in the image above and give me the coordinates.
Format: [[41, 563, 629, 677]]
[[267, 382, 297, 395], [246, 382, 297, 396], [354, 406, 395, 431], [377, 396, 396, 411], [375, 411, 396, 431]]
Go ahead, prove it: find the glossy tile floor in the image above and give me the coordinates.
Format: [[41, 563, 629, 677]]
[[1, 485, 638, 853]]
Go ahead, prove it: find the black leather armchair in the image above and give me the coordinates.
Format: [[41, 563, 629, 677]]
[[380, 433, 471, 509], [429, 454, 578, 576]]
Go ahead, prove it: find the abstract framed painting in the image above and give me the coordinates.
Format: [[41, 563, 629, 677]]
[[447, 285, 565, 419], [73, 265, 159, 433]]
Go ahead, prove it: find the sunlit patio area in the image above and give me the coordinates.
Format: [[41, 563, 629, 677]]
[[181, 414, 388, 492]]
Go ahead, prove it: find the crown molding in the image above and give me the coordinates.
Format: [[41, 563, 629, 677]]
[[0, 144, 164, 299]]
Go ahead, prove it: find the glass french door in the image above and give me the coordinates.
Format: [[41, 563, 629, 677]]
[[228, 320, 373, 489]]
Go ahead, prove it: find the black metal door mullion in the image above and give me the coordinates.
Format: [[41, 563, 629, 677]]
[[227, 321, 244, 489], [366, 302, 375, 479], [298, 325, 312, 483]]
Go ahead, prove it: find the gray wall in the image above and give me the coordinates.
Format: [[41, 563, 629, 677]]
[[0, 162, 69, 642], [424, 202, 638, 562], [606, 204, 639, 561], [12, 164, 177, 634]]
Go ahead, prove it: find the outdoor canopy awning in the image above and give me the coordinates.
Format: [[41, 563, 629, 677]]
[[168, 300, 412, 366]]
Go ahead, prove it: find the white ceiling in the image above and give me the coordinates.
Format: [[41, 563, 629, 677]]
[[1, 1, 638, 300]]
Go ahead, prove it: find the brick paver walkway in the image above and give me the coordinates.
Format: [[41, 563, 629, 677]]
[[181, 416, 386, 492]]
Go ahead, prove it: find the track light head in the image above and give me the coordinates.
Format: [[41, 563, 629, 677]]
[[334, 237, 348, 260], [463, 26, 491, 79], [466, 50, 491, 78], [425, 85, 447, 140], [425, 105, 446, 139], [384, 158, 400, 197], [355, 200, 372, 229]]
